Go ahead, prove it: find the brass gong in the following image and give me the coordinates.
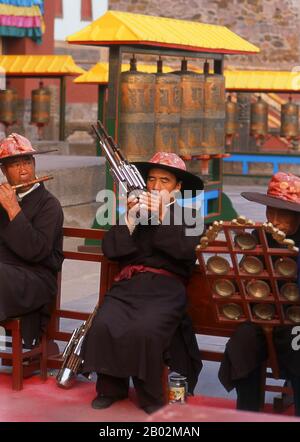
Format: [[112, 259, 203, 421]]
[[246, 280, 271, 299], [221, 303, 243, 320], [234, 232, 257, 250], [207, 256, 230, 275], [286, 306, 300, 323], [274, 257, 297, 277], [280, 283, 300, 302], [240, 256, 264, 275], [252, 303, 275, 320], [213, 279, 235, 297]]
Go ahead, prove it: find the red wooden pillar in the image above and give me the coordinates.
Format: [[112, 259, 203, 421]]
[[81, 0, 93, 21], [55, 0, 63, 18]]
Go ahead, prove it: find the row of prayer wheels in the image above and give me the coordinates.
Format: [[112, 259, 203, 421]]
[[1, 72, 298, 148], [0, 81, 51, 128], [120, 58, 300, 160], [225, 95, 300, 142], [120, 57, 226, 161]]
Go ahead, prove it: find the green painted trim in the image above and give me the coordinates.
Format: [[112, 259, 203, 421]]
[[205, 192, 238, 223], [96, 85, 106, 156]]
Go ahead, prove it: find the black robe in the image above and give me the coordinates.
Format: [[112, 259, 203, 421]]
[[82, 205, 203, 400], [0, 183, 64, 345], [219, 231, 300, 391]]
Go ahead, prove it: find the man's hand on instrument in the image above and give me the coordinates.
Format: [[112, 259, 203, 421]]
[[140, 190, 173, 222], [126, 193, 140, 228], [139, 191, 172, 223], [158, 189, 174, 221], [126, 190, 172, 228], [139, 191, 160, 220], [0, 183, 21, 221]]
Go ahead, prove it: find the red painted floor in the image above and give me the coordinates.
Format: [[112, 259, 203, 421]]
[[0, 373, 297, 422], [148, 403, 299, 422]]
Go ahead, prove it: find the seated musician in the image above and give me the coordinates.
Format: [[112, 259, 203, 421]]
[[0, 133, 64, 346], [81, 152, 203, 414], [219, 172, 300, 416]]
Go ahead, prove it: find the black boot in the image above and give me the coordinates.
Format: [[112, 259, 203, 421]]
[[91, 395, 125, 409], [92, 373, 129, 409]]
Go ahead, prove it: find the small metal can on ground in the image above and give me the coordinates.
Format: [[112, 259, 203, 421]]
[[168, 374, 187, 404]]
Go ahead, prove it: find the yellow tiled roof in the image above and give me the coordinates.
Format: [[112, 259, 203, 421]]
[[0, 55, 85, 76], [74, 62, 173, 84], [68, 10, 259, 55], [225, 70, 300, 92], [74, 63, 300, 93]]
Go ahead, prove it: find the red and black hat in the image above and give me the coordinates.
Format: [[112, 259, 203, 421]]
[[0, 133, 56, 165], [242, 172, 300, 213], [134, 152, 203, 193]]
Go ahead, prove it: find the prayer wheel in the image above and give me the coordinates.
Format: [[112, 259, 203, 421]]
[[172, 59, 204, 157], [225, 94, 238, 147], [154, 59, 181, 153], [31, 81, 51, 126], [119, 57, 155, 161], [280, 97, 299, 138], [250, 96, 268, 137], [202, 61, 226, 154], [225, 95, 238, 136], [0, 87, 18, 126]]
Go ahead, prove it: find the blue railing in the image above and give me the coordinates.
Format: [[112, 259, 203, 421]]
[[224, 153, 300, 175]]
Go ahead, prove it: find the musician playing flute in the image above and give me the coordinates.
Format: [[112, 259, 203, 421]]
[[0, 133, 63, 346], [81, 152, 204, 414]]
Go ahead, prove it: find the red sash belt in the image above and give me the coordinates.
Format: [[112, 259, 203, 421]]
[[114, 264, 186, 285]]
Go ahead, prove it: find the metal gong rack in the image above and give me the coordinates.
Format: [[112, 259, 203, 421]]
[[196, 216, 300, 326]]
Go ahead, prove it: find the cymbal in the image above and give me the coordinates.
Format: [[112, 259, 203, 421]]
[[280, 283, 300, 302], [274, 257, 297, 277], [213, 279, 235, 297], [240, 256, 264, 275], [246, 280, 270, 299], [207, 256, 230, 275], [252, 303, 275, 320], [221, 303, 243, 320], [234, 232, 257, 250], [286, 306, 300, 323]]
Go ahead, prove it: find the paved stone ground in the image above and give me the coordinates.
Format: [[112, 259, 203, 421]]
[[224, 185, 266, 222]]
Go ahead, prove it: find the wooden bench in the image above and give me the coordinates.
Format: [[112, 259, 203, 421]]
[[44, 226, 291, 411], [0, 317, 48, 390]]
